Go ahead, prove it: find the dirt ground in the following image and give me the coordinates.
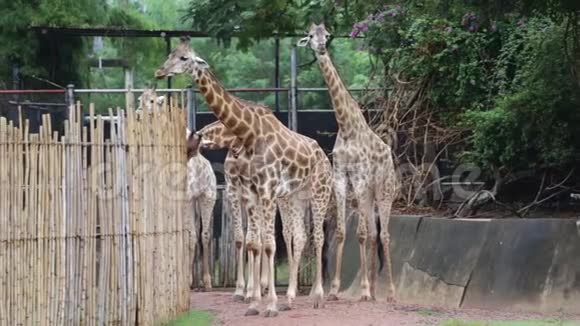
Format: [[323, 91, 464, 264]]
[[190, 291, 580, 326]]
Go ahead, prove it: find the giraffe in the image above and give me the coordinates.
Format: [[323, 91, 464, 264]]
[[139, 85, 217, 291], [155, 37, 333, 317], [137, 86, 166, 113], [190, 119, 331, 308], [297, 23, 397, 302]]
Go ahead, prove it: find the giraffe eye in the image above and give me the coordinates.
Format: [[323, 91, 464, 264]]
[[180, 56, 188, 61]]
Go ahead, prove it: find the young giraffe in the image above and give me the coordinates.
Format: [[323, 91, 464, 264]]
[[139, 86, 217, 291], [155, 37, 333, 317], [298, 23, 397, 302], [137, 86, 166, 113]]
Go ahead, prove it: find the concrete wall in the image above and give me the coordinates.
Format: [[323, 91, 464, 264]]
[[326, 215, 580, 314]]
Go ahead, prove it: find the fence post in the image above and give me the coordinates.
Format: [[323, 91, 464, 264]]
[[9, 63, 20, 125], [274, 35, 280, 113], [289, 47, 298, 131], [124, 68, 134, 111], [65, 84, 75, 119], [186, 86, 197, 131]]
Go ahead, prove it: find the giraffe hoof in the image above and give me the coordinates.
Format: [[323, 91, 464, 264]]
[[360, 295, 372, 302], [245, 308, 260, 316], [386, 296, 396, 304], [201, 287, 212, 293], [233, 294, 245, 302], [327, 294, 339, 301], [313, 300, 324, 309], [263, 309, 279, 318], [278, 304, 291, 311], [244, 297, 252, 304]]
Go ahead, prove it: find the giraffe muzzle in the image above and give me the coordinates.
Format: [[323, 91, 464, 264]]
[[155, 69, 170, 79]]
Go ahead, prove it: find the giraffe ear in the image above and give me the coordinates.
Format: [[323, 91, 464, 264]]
[[187, 130, 200, 159], [194, 56, 209, 69], [309, 22, 317, 30], [297, 36, 310, 47]]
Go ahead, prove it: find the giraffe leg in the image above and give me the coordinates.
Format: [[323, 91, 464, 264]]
[[245, 211, 262, 315], [244, 246, 260, 316], [243, 189, 261, 305], [260, 197, 279, 317], [199, 195, 215, 292], [355, 190, 373, 301], [311, 192, 330, 308], [328, 169, 347, 301], [227, 182, 245, 301], [377, 188, 396, 303], [309, 158, 332, 309], [282, 196, 306, 311], [368, 204, 378, 301], [260, 244, 269, 295], [277, 198, 295, 311]]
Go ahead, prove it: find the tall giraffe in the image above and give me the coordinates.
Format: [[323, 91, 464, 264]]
[[191, 120, 335, 308], [155, 37, 333, 317], [298, 23, 397, 302], [139, 86, 216, 291]]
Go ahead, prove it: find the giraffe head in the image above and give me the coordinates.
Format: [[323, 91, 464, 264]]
[[297, 23, 332, 55], [137, 86, 166, 112], [190, 120, 244, 155], [186, 130, 201, 159], [155, 36, 209, 79]]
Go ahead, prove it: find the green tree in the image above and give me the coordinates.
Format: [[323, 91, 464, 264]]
[[0, 0, 108, 88]]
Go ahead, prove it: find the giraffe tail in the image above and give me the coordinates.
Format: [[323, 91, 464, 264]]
[[321, 193, 338, 282], [376, 211, 385, 273]]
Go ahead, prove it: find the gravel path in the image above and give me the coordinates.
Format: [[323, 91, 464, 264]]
[[190, 291, 580, 326]]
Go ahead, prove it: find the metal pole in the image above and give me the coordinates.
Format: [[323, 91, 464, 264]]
[[165, 36, 172, 89], [274, 36, 280, 113], [124, 67, 134, 110], [186, 86, 196, 131], [289, 47, 298, 131], [65, 84, 75, 119], [9, 63, 20, 125]]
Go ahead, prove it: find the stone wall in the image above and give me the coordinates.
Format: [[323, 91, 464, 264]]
[[325, 215, 580, 314]]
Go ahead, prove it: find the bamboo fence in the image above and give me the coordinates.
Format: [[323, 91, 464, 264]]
[[0, 103, 191, 325]]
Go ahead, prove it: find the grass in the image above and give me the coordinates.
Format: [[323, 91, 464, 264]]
[[417, 309, 442, 316], [276, 260, 289, 282], [439, 319, 580, 326], [165, 310, 215, 326]]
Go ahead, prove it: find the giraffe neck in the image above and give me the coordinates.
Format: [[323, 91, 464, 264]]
[[193, 69, 258, 146], [317, 53, 366, 135]]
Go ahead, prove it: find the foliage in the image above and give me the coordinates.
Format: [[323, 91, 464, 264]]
[[349, 2, 580, 180], [463, 18, 580, 172], [165, 310, 214, 326], [0, 0, 108, 87], [182, 0, 340, 49]]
